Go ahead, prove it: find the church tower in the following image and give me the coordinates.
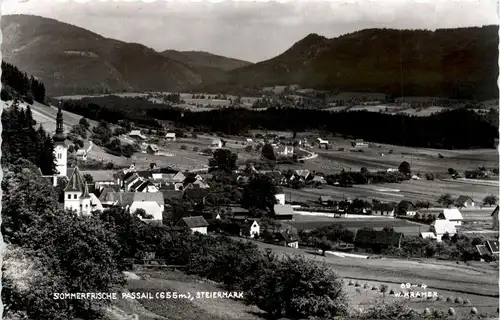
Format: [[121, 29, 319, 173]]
[[53, 107, 68, 177]]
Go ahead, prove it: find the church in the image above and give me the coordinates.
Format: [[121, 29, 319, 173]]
[[52, 107, 103, 216]]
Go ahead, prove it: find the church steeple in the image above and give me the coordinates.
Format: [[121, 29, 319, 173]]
[[53, 107, 66, 143]]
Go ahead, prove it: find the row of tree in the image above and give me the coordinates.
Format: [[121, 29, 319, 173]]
[[1, 61, 46, 103], [59, 95, 498, 150], [1, 102, 56, 175]]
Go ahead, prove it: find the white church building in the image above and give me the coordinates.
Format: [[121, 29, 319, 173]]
[[50, 108, 103, 215]]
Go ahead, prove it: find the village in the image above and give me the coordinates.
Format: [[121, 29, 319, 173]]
[[46, 107, 500, 263]]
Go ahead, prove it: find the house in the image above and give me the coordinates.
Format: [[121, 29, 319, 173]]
[[353, 230, 403, 253], [316, 138, 329, 148], [129, 130, 146, 140], [129, 192, 165, 222], [123, 172, 142, 191], [420, 232, 438, 240], [80, 170, 116, 184], [228, 206, 250, 218], [64, 166, 104, 216], [275, 193, 286, 205], [76, 149, 87, 161], [372, 203, 396, 216], [311, 175, 327, 185], [165, 132, 176, 141], [275, 230, 299, 248], [319, 195, 333, 205], [211, 139, 223, 148], [455, 196, 475, 208], [293, 169, 311, 180], [351, 139, 368, 148], [183, 188, 209, 205], [135, 180, 159, 193], [234, 219, 260, 238], [274, 204, 295, 221], [429, 220, 457, 242], [438, 208, 463, 226], [487, 240, 499, 254], [146, 144, 159, 155], [176, 216, 209, 234], [492, 205, 499, 231]]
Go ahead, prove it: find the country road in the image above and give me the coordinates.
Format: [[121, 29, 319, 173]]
[[229, 237, 499, 298]]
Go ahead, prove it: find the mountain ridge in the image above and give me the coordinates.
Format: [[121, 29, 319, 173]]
[[0, 14, 249, 96], [203, 26, 499, 100]]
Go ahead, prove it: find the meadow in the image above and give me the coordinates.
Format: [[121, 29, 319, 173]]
[[111, 270, 264, 320], [234, 238, 499, 318]]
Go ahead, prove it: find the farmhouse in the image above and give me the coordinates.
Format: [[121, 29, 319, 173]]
[[455, 196, 475, 208], [311, 175, 327, 185], [429, 220, 457, 242], [274, 204, 295, 221], [128, 192, 165, 222], [234, 219, 260, 238], [351, 139, 368, 148], [80, 170, 115, 185], [76, 149, 87, 161], [275, 230, 299, 248], [371, 203, 396, 216], [165, 132, 176, 141], [275, 193, 286, 205], [316, 138, 330, 148], [211, 139, 223, 148], [438, 208, 463, 226], [176, 216, 209, 235], [129, 130, 146, 140], [353, 229, 403, 253], [146, 144, 159, 155], [492, 205, 499, 231]]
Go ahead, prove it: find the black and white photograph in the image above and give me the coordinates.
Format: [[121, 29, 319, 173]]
[[1, 0, 499, 319]]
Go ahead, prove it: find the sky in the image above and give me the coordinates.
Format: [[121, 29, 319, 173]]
[[2, 0, 499, 62]]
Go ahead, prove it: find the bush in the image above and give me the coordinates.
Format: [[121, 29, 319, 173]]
[[454, 297, 463, 304], [355, 282, 360, 287], [180, 145, 187, 150], [193, 147, 199, 152], [448, 307, 456, 315]]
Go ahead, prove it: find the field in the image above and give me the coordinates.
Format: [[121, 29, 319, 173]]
[[234, 237, 499, 319], [6, 100, 99, 134], [288, 215, 427, 236], [110, 270, 264, 320]]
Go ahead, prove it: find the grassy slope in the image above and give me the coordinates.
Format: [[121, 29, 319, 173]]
[[116, 271, 264, 320]]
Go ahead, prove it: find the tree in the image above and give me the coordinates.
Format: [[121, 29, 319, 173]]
[[382, 226, 395, 232], [244, 145, 253, 152], [483, 194, 498, 206], [261, 143, 276, 161], [425, 172, 435, 180], [448, 168, 457, 175], [243, 255, 349, 319], [208, 149, 238, 173], [82, 173, 93, 184], [437, 194, 454, 208], [360, 167, 368, 174], [242, 175, 279, 213], [398, 161, 411, 175], [317, 237, 333, 256]]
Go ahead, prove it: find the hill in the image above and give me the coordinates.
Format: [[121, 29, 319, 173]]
[[1, 14, 206, 96], [202, 26, 499, 100], [160, 50, 253, 85], [160, 50, 252, 71]]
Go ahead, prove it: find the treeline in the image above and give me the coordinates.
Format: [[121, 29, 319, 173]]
[[57, 95, 181, 129], [56, 95, 498, 149], [170, 107, 498, 149], [1, 61, 46, 103], [1, 102, 56, 175]]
